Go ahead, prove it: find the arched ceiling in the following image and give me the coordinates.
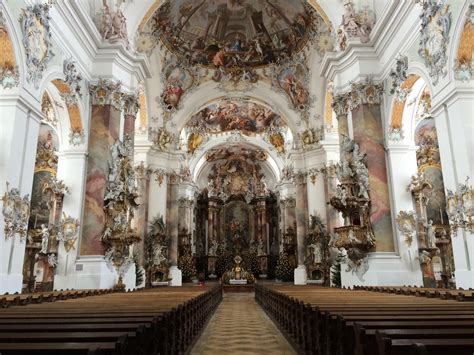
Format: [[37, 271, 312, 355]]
[[138, 0, 319, 67], [193, 142, 279, 194], [184, 97, 286, 135]]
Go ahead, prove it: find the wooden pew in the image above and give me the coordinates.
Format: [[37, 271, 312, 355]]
[[255, 284, 474, 355], [0, 285, 222, 355]]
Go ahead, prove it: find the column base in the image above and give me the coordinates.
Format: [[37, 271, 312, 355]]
[[0, 273, 23, 294], [341, 253, 423, 288], [454, 270, 474, 289], [294, 265, 307, 285], [53, 256, 136, 290], [169, 266, 182, 286]]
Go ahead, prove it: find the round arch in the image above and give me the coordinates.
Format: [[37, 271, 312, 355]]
[[169, 80, 303, 136], [38, 67, 85, 143], [190, 136, 283, 183]]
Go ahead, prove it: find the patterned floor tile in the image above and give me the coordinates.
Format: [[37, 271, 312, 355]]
[[191, 293, 296, 355]]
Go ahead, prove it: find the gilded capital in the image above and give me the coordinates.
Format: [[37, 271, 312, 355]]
[[332, 92, 350, 117], [89, 79, 123, 108], [123, 93, 140, 117]]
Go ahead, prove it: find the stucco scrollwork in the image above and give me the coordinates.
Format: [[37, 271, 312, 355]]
[[62, 59, 83, 105], [20, 3, 55, 88], [2, 183, 30, 241], [389, 55, 410, 102], [417, 0, 452, 85]]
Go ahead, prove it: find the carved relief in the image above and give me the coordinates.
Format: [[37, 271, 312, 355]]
[[389, 55, 410, 102], [330, 137, 375, 279], [41, 93, 57, 127], [89, 79, 123, 108], [333, 79, 383, 113], [144, 216, 170, 284], [69, 129, 85, 146], [57, 213, 80, 252], [62, 59, 83, 105], [340, 1, 375, 44], [388, 126, 405, 142], [396, 210, 417, 247], [418, 0, 452, 85], [102, 136, 140, 286], [20, 3, 55, 88], [2, 183, 30, 240], [98, 1, 129, 49], [151, 127, 173, 151], [153, 169, 167, 187], [301, 128, 324, 149], [446, 177, 473, 234]]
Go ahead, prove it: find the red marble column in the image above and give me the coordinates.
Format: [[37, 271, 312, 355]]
[[81, 82, 122, 255], [351, 84, 395, 252], [123, 93, 139, 142]]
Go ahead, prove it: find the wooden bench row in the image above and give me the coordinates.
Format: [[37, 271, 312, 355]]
[[255, 284, 474, 355], [352, 285, 474, 302], [0, 285, 223, 354], [0, 289, 119, 308]]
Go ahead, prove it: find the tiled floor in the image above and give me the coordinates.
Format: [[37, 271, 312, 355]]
[[191, 293, 296, 355]]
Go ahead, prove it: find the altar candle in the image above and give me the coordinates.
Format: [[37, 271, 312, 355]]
[[440, 208, 444, 224]]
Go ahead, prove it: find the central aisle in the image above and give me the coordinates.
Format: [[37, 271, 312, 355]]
[[191, 292, 296, 355]]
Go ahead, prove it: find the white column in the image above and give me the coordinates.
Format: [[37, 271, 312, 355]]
[[434, 96, 474, 289], [385, 143, 423, 285], [148, 170, 168, 223], [306, 169, 327, 222], [0, 97, 41, 294], [293, 173, 308, 285], [53, 150, 87, 290]]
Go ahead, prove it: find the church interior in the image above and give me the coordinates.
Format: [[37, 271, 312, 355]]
[[0, 0, 473, 353]]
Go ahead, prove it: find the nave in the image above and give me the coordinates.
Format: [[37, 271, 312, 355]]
[[1, 284, 474, 355]]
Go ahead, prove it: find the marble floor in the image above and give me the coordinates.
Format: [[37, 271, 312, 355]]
[[190, 292, 297, 355]]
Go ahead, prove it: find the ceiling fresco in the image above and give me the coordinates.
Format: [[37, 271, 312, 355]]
[[141, 0, 320, 67], [205, 145, 268, 162], [186, 98, 285, 135]]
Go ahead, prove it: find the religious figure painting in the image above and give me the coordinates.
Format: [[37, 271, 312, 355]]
[[206, 145, 267, 162], [276, 61, 310, 111], [161, 62, 195, 111], [142, 0, 317, 67], [187, 99, 284, 135], [224, 201, 251, 254]]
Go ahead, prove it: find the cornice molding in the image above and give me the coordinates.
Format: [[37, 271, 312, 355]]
[[52, 1, 151, 90], [320, 1, 418, 91]]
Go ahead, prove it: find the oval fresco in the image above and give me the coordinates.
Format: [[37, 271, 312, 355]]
[[149, 0, 314, 67], [186, 99, 284, 134]]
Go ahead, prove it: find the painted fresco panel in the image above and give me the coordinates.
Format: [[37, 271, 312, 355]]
[[352, 104, 395, 252], [80, 105, 121, 255]]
